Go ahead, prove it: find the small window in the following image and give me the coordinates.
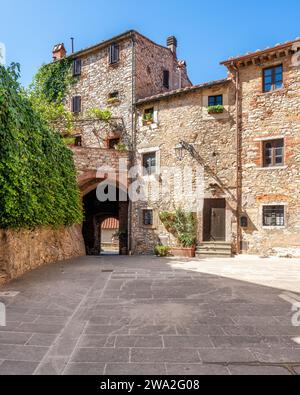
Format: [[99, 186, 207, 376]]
[[72, 59, 82, 76], [263, 65, 283, 92], [208, 95, 223, 106], [263, 206, 285, 227], [163, 70, 170, 89], [143, 210, 153, 226], [75, 135, 82, 147], [143, 108, 154, 124], [143, 152, 156, 176], [108, 138, 120, 149], [72, 96, 81, 113], [109, 91, 119, 99], [109, 43, 120, 64], [263, 139, 284, 167]]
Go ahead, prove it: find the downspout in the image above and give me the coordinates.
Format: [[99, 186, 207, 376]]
[[128, 33, 136, 254], [231, 61, 242, 255]]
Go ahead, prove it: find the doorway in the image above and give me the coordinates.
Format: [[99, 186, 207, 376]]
[[100, 218, 120, 255], [203, 199, 226, 242]]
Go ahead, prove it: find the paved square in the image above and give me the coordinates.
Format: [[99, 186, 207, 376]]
[[0, 255, 300, 375]]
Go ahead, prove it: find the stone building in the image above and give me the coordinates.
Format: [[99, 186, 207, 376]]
[[54, 30, 300, 257]]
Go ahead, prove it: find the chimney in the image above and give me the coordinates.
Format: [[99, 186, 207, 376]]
[[167, 36, 177, 57], [52, 43, 66, 61]]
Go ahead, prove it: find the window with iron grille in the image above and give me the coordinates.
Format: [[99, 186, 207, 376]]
[[143, 210, 153, 226], [263, 139, 284, 167], [208, 95, 223, 106], [263, 206, 285, 227], [263, 65, 283, 92], [72, 59, 82, 76], [72, 96, 81, 113], [163, 70, 170, 89], [143, 152, 156, 176], [109, 43, 120, 64]]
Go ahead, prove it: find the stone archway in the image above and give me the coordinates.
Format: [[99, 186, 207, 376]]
[[81, 185, 129, 256]]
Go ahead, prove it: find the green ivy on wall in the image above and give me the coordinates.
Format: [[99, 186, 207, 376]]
[[0, 63, 83, 229], [29, 57, 75, 132]]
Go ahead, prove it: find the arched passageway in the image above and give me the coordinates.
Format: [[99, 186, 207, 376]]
[[82, 186, 129, 256]]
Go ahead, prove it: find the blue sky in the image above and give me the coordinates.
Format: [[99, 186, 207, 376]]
[[1, 0, 300, 87]]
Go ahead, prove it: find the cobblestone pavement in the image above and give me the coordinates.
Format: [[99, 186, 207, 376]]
[[0, 255, 300, 375]]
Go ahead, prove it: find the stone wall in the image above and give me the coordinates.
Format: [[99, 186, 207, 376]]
[[238, 53, 300, 256], [66, 32, 192, 151], [132, 81, 238, 254], [0, 225, 85, 285], [67, 37, 134, 149], [135, 34, 191, 100]]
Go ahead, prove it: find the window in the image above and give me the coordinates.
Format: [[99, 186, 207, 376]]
[[108, 138, 120, 149], [75, 135, 82, 147], [263, 206, 285, 227], [143, 108, 154, 124], [163, 70, 170, 89], [143, 210, 153, 226], [109, 91, 119, 100], [263, 65, 283, 92], [263, 139, 284, 167], [72, 96, 81, 113], [109, 43, 120, 64], [208, 95, 223, 106], [72, 59, 82, 76], [143, 152, 156, 175]]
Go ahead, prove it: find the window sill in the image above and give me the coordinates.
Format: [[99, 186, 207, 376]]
[[142, 174, 159, 181], [258, 88, 287, 97], [262, 226, 286, 230], [142, 225, 156, 230], [256, 166, 288, 171]]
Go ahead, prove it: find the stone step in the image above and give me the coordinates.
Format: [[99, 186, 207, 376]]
[[196, 242, 233, 259], [197, 245, 232, 252], [196, 250, 233, 258]]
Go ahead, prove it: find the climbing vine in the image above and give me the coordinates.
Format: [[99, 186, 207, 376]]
[[0, 63, 83, 229], [29, 57, 75, 131]]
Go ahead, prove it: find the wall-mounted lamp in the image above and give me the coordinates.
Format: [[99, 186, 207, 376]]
[[175, 140, 196, 161], [174, 143, 184, 161]]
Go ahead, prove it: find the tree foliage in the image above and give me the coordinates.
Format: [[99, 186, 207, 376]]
[[0, 63, 83, 229]]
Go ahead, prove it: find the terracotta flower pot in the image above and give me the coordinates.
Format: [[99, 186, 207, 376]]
[[170, 247, 196, 258]]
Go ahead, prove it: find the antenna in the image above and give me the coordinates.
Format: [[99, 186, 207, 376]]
[[71, 37, 74, 54]]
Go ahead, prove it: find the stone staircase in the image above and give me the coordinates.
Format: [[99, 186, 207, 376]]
[[196, 241, 233, 258]]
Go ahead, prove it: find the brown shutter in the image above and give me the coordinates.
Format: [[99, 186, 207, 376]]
[[72, 96, 81, 113], [163, 70, 170, 88]]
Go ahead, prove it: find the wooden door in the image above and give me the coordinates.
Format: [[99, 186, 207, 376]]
[[211, 207, 226, 241]]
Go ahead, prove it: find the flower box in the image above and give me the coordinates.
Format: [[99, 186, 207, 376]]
[[170, 246, 196, 258], [207, 105, 224, 114]]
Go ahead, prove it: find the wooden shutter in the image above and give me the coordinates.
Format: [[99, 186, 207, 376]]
[[109, 44, 119, 64], [163, 70, 170, 88], [72, 96, 81, 113], [73, 59, 82, 76]]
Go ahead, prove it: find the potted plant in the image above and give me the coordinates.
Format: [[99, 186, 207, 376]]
[[159, 209, 197, 258], [143, 112, 154, 126], [207, 105, 224, 114], [62, 135, 76, 146], [107, 97, 120, 105], [154, 245, 171, 257], [114, 142, 128, 152]]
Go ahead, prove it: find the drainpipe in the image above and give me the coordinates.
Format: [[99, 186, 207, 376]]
[[231, 61, 242, 255], [128, 33, 136, 255]]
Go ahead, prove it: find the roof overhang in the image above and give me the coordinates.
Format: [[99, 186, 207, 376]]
[[136, 78, 229, 105], [221, 38, 300, 68]]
